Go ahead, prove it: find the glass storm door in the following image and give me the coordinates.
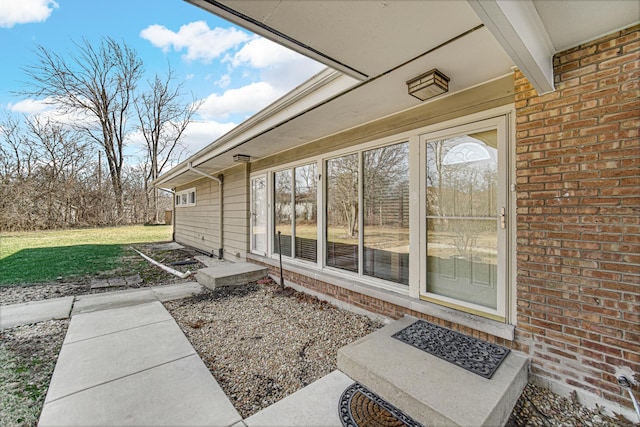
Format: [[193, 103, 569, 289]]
[[425, 127, 503, 311], [251, 175, 267, 254]]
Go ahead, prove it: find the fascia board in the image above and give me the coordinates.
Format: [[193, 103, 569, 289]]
[[468, 0, 555, 94]]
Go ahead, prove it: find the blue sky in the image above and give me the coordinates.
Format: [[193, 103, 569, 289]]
[[0, 0, 325, 154]]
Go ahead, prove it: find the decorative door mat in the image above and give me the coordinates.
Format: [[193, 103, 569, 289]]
[[391, 320, 510, 379], [339, 382, 424, 427]]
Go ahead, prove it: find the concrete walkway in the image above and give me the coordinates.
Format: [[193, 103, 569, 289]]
[[2, 282, 244, 426], [0, 282, 202, 329], [38, 300, 241, 427]]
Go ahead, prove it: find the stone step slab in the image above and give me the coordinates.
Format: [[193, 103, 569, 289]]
[[338, 315, 529, 427]]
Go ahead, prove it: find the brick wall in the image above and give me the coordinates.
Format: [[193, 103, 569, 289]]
[[515, 25, 639, 409]]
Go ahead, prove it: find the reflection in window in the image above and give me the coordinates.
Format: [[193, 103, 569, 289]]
[[274, 164, 318, 261], [426, 130, 498, 308], [363, 142, 409, 285], [326, 154, 359, 272], [295, 164, 317, 262], [274, 169, 292, 256]]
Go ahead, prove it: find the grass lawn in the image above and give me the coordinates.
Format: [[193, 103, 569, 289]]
[[0, 225, 172, 286]]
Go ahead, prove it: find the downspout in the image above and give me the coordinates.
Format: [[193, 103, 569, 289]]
[[188, 162, 224, 259]]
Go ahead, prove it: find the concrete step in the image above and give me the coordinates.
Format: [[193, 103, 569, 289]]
[[338, 315, 529, 427], [195, 262, 268, 290]]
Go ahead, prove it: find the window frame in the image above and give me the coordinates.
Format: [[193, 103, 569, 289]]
[[271, 162, 320, 264], [175, 187, 196, 208]]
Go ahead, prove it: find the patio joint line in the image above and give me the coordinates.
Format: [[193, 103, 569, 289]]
[[43, 353, 198, 405], [63, 318, 174, 345]]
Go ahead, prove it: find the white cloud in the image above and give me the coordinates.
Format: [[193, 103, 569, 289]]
[[197, 82, 283, 120], [140, 21, 250, 63], [228, 36, 326, 90], [7, 98, 52, 114], [230, 37, 300, 68], [183, 120, 237, 152], [0, 0, 57, 28], [216, 74, 231, 89]]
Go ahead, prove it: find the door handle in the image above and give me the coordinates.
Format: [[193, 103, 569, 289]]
[[500, 207, 506, 229]]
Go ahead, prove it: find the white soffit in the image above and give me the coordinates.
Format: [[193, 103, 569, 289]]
[[533, 0, 640, 52], [187, 0, 483, 80]]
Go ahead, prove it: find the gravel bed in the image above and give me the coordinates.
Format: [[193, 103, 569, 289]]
[[0, 320, 68, 427], [164, 281, 384, 418]]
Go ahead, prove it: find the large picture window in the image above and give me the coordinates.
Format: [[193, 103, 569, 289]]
[[326, 154, 359, 272], [260, 110, 512, 320], [325, 143, 410, 285]]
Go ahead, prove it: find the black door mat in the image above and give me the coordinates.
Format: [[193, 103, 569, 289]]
[[391, 320, 510, 379], [339, 382, 424, 427]]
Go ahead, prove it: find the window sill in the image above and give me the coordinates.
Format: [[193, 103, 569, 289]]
[[247, 253, 515, 341]]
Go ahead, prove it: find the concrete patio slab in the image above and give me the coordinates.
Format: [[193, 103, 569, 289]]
[[338, 315, 529, 427], [45, 315, 196, 402], [64, 301, 174, 344], [244, 370, 353, 427], [0, 296, 73, 329], [195, 255, 227, 267], [72, 288, 157, 315], [39, 354, 241, 427], [196, 262, 268, 290], [152, 281, 203, 302]]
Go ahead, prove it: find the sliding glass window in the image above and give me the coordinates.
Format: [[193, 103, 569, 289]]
[[326, 154, 359, 272], [363, 142, 409, 285], [326, 143, 410, 285], [274, 164, 318, 261]]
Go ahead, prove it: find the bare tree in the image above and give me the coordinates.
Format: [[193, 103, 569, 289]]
[[0, 112, 93, 230], [136, 68, 202, 223], [21, 37, 143, 222]]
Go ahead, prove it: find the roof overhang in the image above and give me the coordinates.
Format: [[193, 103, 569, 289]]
[[155, 0, 639, 188]]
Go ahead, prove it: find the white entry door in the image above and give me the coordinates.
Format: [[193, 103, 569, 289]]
[[251, 175, 268, 254]]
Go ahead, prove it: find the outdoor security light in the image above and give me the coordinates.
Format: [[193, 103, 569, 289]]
[[406, 69, 449, 101]]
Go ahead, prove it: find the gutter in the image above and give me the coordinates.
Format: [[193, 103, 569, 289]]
[[188, 162, 224, 260]]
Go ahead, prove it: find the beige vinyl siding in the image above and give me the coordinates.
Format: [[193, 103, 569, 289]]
[[173, 164, 249, 260], [174, 177, 219, 254], [221, 163, 249, 260], [251, 75, 514, 172]]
